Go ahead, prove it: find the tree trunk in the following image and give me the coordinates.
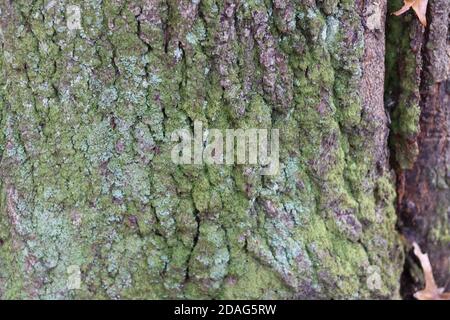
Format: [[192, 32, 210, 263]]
[[385, 0, 450, 298], [0, 0, 445, 300]]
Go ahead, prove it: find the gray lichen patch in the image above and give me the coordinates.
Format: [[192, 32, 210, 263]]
[[66, 5, 82, 31]]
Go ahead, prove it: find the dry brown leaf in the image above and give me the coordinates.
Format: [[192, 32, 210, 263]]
[[412, 242, 450, 300], [393, 0, 428, 27]]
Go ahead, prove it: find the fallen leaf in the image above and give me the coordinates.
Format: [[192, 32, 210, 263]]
[[393, 0, 428, 27], [412, 242, 450, 300]]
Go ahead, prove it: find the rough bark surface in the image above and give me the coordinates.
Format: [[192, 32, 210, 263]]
[[386, 0, 450, 298], [0, 0, 403, 299]]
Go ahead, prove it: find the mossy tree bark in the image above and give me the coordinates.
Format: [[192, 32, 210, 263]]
[[0, 0, 404, 299]]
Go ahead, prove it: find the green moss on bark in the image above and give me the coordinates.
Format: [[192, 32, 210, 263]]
[[385, 0, 422, 169], [0, 0, 402, 299]]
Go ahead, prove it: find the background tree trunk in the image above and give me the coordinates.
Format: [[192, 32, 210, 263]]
[[385, 0, 450, 298], [0, 0, 437, 299]]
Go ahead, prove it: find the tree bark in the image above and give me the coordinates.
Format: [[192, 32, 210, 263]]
[[386, 0, 450, 298], [0, 0, 423, 299]]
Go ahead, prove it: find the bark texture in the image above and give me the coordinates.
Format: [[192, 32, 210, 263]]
[[0, 0, 403, 299], [386, 0, 450, 297]]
